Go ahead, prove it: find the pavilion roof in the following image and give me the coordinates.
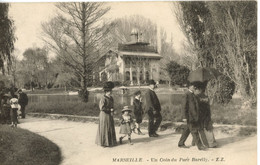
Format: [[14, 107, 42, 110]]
[[118, 51, 162, 59]]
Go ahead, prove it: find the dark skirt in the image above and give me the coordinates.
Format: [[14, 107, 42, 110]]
[[134, 111, 143, 124], [10, 108, 18, 123], [95, 111, 117, 147]]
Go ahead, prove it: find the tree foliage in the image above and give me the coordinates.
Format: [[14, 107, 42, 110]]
[[20, 47, 51, 90], [175, 1, 257, 104], [42, 2, 112, 94], [166, 61, 190, 86], [207, 75, 235, 105], [0, 3, 16, 75], [110, 15, 157, 47]]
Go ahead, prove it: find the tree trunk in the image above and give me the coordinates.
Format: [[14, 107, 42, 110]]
[[82, 2, 87, 91]]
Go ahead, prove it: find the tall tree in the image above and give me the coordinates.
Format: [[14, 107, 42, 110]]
[[174, 1, 257, 104], [42, 2, 112, 93], [0, 3, 16, 75], [109, 15, 157, 47], [21, 47, 49, 90]]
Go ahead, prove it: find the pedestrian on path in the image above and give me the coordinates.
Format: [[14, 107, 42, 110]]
[[143, 80, 162, 137], [119, 106, 134, 145], [10, 94, 20, 128], [178, 82, 207, 150], [194, 84, 217, 148], [95, 82, 117, 147], [132, 90, 145, 135], [17, 89, 28, 119]]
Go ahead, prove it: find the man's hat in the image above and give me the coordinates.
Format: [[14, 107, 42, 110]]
[[3, 93, 11, 98], [121, 106, 132, 112], [148, 79, 156, 85], [17, 89, 22, 93], [134, 90, 141, 96], [103, 81, 114, 91]]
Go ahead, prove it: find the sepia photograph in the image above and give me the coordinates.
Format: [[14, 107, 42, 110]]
[[0, 1, 257, 165]]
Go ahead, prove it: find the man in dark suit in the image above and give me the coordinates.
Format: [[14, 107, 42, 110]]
[[17, 89, 28, 119], [144, 80, 162, 137], [178, 82, 207, 150]]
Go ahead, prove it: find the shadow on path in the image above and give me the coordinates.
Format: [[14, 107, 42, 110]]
[[216, 136, 246, 148], [132, 132, 175, 144]]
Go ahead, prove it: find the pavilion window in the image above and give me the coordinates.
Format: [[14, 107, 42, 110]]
[[132, 71, 137, 84], [145, 71, 150, 81], [125, 71, 130, 81], [139, 71, 143, 81]]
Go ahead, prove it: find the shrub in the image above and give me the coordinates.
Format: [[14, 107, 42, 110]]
[[122, 80, 131, 86], [238, 127, 257, 136], [207, 75, 235, 105], [166, 61, 190, 86], [78, 89, 89, 102], [113, 81, 122, 87]]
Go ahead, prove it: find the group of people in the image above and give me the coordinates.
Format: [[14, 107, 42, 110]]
[[178, 81, 217, 150], [95, 80, 161, 146], [95, 80, 216, 149], [0, 89, 28, 128]]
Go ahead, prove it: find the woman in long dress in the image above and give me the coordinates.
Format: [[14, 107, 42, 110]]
[[95, 82, 117, 147], [196, 86, 217, 148]]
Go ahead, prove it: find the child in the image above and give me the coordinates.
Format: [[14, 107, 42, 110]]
[[119, 106, 134, 145], [133, 90, 145, 135], [10, 94, 20, 128]]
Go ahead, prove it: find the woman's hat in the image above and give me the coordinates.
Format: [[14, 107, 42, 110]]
[[134, 90, 141, 96], [103, 81, 114, 91], [148, 79, 156, 85], [121, 106, 132, 112]]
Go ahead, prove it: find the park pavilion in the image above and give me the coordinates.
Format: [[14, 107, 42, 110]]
[[95, 29, 162, 85]]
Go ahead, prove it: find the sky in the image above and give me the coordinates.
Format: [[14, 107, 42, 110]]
[[8, 2, 185, 59]]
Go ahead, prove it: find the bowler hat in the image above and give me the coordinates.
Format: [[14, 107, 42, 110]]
[[121, 106, 132, 113], [17, 89, 22, 93], [148, 79, 156, 85]]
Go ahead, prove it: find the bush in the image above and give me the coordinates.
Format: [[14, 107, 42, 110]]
[[113, 81, 122, 87], [78, 89, 89, 102], [207, 75, 235, 104], [238, 127, 257, 136], [166, 61, 190, 86], [122, 80, 131, 86]]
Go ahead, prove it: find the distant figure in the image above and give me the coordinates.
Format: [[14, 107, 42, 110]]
[[1, 94, 11, 124], [10, 95, 20, 128], [95, 82, 117, 147], [132, 90, 145, 135], [17, 89, 28, 119], [144, 80, 162, 137], [119, 106, 134, 145], [178, 82, 207, 150]]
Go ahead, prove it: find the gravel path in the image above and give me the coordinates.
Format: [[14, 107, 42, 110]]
[[18, 117, 256, 165]]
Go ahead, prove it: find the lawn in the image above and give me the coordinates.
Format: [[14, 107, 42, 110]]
[[0, 125, 61, 165], [26, 93, 256, 126]]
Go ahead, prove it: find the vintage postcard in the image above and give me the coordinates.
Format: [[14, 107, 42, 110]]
[[0, 1, 257, 165]]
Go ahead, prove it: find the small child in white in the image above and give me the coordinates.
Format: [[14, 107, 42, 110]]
[[10, 95, 20, 128], [119, 106, 134, 145]]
